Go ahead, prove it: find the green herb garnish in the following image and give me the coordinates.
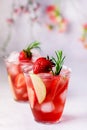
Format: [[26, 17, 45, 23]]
[[52, 50, 65, 75], [23, 41, 40, 58]]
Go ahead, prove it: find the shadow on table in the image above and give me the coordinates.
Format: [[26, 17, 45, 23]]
[[60, 113, 87, 124], [60, 114, 77, 123]]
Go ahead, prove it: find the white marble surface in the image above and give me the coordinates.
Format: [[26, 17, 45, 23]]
[[0, 57, 87, 130]]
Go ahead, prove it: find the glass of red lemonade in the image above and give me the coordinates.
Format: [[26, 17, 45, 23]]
[[23, 50, 71, 123], [4, 41, 40, 101]]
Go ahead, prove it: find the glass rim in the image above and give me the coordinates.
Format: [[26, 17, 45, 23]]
[[4, 55, 33, 64], [23, 66, 58, 79], [23, 65, 71, 79]]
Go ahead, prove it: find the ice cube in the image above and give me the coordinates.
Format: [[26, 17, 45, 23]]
[[60, 65, 71, 78], [62, 65, 67, 70], [62, 65, 72, 72], [7, 51, 19, 62], [60, 90, 67, 103], [8, 64, 19, 76], [41, 102, 55, 113]]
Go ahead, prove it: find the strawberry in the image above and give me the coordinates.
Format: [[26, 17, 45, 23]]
[[15, 73, 26, 88], [33, 50, 65, 75], [19, 41, 40, 62], [33, 57, 54, 74], [19, 51, 30, 62]]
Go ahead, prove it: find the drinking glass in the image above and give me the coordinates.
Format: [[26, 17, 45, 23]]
[[4, 54, 33, 101], [23, 65, 71, 123]]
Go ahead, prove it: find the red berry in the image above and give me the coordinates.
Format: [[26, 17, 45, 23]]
[[33, 57, 53, 74], [19, 42, 40, 62], [15, 73, 26, 88], [19, 51, 30, 62]]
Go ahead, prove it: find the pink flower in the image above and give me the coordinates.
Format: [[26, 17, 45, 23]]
[[46, 5, 56, 13], [79, 37, 85, 42], [6, 18, 14, 24], [58, 18, 68, 32], [83, 23, 87, 29], [14, 8, 21, 14]]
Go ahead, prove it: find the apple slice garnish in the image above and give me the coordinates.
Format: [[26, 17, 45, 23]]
[[29, 74, 46, 104], [27, 87, 35, 108], [8, 75, 17, 100]]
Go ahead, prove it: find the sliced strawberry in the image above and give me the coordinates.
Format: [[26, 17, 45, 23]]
[[15, 73, 26, 88]]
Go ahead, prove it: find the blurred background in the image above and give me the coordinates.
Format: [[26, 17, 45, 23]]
[[0, 0, 87, 102]]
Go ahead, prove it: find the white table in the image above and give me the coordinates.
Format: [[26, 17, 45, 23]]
[[0, 58, 87, 130]]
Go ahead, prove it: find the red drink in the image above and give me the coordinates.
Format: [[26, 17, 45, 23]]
[[5, 49, 40, 101], [5, 56, 29, 101], [24, 66, 71, 123]]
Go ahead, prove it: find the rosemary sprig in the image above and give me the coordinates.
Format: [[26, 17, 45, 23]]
[[27, 41, 40, 51], [23, 41, 40, 58], [52, 50, 65, 75]]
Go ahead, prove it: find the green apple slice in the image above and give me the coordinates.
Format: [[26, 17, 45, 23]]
[[29, 74, 46, 104]]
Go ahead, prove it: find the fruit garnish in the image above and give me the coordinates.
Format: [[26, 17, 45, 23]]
[[15, 73, 26, 88], [33, 57, 54, 74], [8, 75, 17, 99], [29, 74, 46, 104], [51, 50, 65, 75], [19, 41, 40, 61], [27, 87, 35, 108], [33, 50, 65, 75]]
